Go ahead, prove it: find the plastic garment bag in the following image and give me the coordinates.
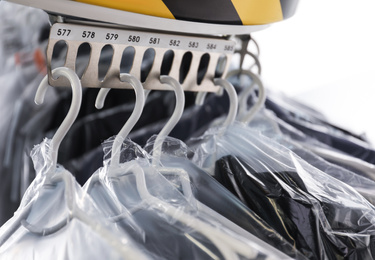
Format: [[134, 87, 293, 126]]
[[0, 2, 51, 226], [276, 117, 375, 183], [0, 73, 60, 226], [248, 106, 375, 182], [263, 93, 375, 165], [245, 87, 370, 145], [144, 136, 308, 260], [0, 139, 152, 260], [247, 110, 375, 206], [232, 76, 375, 165], [0, 57, 57, 226], [84, 136, 279, 260], [192, 122, 375, 259]]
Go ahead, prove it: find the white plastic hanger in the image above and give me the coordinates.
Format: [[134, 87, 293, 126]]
[[238, 70, 266, 124], [233, 35, 261, 75], [195, 78, 239, 129], [95, 73, 145, 169], [0, 67, 82, 245], [94, 75, 264, 259], [247, 37, 261, 73], [236, 79, 256, 118], [225, 69, 266, 124], [0, 68, 149, 259], [150, 78, 278, 259], [35, 67, 82, 174], [125, 162, 261, 260], [152, 75, 185, 167]]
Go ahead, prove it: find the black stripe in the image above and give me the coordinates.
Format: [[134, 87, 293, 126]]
[[162, 0, 242, 25], [279, 0, 299, 19]]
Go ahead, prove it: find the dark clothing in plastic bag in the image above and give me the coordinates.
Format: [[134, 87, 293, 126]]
[[215, 155, 375, 260], [247, 111, 375, 205], [264, 97, 375, 165], [158, 155, 308, 260]]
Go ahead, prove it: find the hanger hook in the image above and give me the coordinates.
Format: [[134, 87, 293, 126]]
[[234, 35, 261, 75], [35, 67, 82, 170], [238, 80, 256, 118], [246, 51, 262, 75], [236, 70, 266, 124], [213, 78, 238, 127], [95, 73, 145, 166], [195, 78, 238, 128], [152, 75, 185, 167], [250, 37, 261, 57]]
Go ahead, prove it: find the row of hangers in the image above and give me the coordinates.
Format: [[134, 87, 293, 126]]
[[2, 33, 375, 259], [1, 38, 291, 259]]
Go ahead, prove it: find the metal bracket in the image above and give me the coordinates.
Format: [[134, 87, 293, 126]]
[[47, 23, 236, 92]]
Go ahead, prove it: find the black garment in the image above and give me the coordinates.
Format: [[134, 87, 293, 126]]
[[248, 113, 375, 205], [264, 97, 375, 165], [155, 156, 308, 260], [215, 155, 375, 260]]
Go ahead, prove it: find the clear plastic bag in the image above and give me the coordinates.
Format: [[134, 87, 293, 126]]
[[247, 110, 375, 206], [85, 136, 288, 260], [262, 91, 375, 164], [192, 122, 375, 259], [0, 139, 153, 260], [0, 0, 52, 226], [144, 136, 308, 260], [0, 59, 60, 225]]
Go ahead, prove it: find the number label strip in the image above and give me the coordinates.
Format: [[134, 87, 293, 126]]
[[51, 23, 235, 54]]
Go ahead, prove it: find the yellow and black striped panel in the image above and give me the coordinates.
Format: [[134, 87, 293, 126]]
[[75, 0, 299, 25]]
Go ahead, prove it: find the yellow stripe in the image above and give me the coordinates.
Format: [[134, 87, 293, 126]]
[[75, 0, 175, 19], [231, 0, 283, 25]]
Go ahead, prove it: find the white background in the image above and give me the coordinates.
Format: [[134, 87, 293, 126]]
[[253, 0, 375, 144]]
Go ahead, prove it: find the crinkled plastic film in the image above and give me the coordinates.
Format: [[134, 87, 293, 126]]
[[101, 136, 151, 163], [145, 135, 308, 260], [262, 92, 375, 165], [248, 110, 375, 206], [263, 90, 369, 146], [144, 135, 194, 161], [192, 122, 375, 259], [85, 137, 290, 260], [0, 63, 58, 225], [0, 139, 153, 260], [0, 1, 53, 226]]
